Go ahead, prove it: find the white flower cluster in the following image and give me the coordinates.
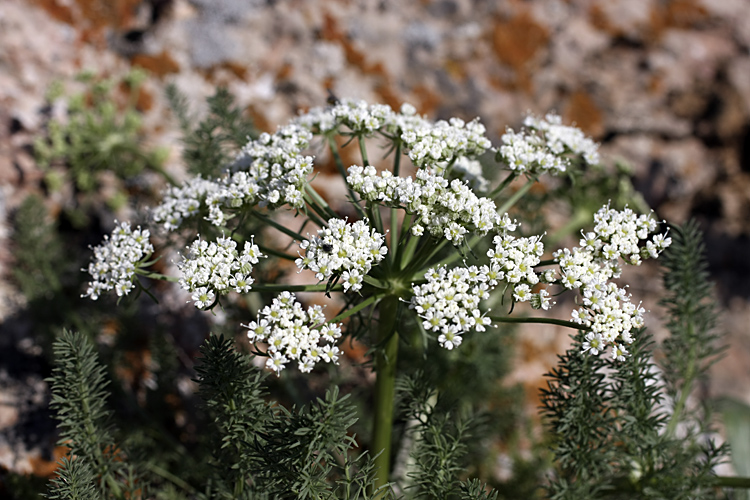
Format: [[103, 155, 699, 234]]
[[295, 99, 391, 134], [497, 113, 599, 176], [296, 217, 387, 292], [151, 124, 313, 230], [295, 99, 491, 168], [411, 265, 495, 350], [524, 113, 600, 166], [243, 291, 343, 374], [410, 214, 553, 349], [488, 232, 553, 310], [346, 165, 501, 243], [83, 221, 153, 300], [396, 112, 492, 169], [554, 206, 671, 358], [177, 235, 264, 309], [151, 176, 220, 231]]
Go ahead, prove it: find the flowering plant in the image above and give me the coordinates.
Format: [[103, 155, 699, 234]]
[[77, 97, 682, 493]]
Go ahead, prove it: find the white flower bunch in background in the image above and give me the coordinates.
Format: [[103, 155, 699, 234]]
[[451, 156, 491, 193], [297, 99, 492, 169], [395, 113, 492, 168], [151, 123, 313, 231], [346, 165, 500, 242], [497, 112, 600, 175], [177, 235, 264, 309], [83, 221, 153, 300], [524, 112, 600, 166], [243, 291, 343, 374], [296, 217, 387, 292], [151, 176, 220, 231]]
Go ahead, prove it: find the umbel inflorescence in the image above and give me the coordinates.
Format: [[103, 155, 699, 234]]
[[83, 98, 670, 373]]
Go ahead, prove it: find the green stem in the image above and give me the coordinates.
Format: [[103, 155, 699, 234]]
[[328, 135, 367, 218], [488, 315, 590, 331], [305, 183, 339, 219], [547, 206, 591, 246], [358, 136, 370, 166], [249, 211, 306, 241], [495, 177, 536, 215], [372, 295, 400, 492], [536, 259, 557, 267], [327, 294, 381, 324], [255, 244, 298, 261], [144, 462, 196, 495], [302, 199, 329, 230], [135, 270, 179, 282], [487, 171, 518, 199], [387, 145, 402, 266]]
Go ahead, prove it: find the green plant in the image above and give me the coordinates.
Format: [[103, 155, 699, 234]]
[[34, 70, 171, 227], [542, 221, 736, 498], [41, 97, 750, 500]]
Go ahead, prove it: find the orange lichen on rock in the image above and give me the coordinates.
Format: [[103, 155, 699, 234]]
[[565, 90, 604, 138], [492, 11, 549, 92], [131, 51, 181, 78], [30, 0, 75, 25], [118, 81, 154, 112], [411, 83, 442, 116], [590, 0, 709, 43], [33, 0, 146, 46], [650, 0, 709, 37]]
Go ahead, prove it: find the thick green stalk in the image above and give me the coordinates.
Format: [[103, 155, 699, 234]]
[[372, 295, 400, 492]]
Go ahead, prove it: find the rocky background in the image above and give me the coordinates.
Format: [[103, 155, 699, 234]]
[[1, 0, 750, 484]]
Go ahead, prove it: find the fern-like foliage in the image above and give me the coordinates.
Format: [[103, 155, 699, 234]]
[[542, 221, 727, 499], [397, 372, 499, 500], [45, 456, 102, 500], [193, 334, 273, 498], [166, 84, 257, 177], [46, 331, 144, 499], [195, 334, 388, 499], [660, 220, 724, 434]]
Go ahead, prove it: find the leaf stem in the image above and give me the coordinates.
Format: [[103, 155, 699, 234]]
[[488, 315, 590, 331], [495, 177, 536, 215]]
